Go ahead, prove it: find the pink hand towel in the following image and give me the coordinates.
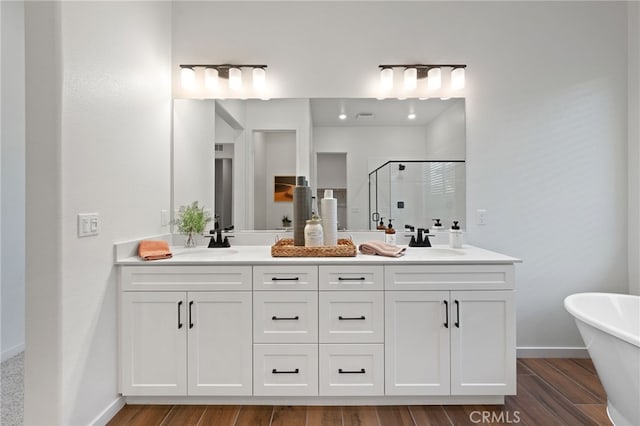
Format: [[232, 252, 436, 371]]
[[359, 240, 406, 257], [138, 240, 173, 261]]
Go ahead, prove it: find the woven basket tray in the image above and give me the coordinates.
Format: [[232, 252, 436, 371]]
[[271, 238, 356, 257]]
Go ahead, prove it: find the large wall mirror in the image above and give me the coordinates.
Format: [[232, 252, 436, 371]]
[[173, 98, 466, 232]]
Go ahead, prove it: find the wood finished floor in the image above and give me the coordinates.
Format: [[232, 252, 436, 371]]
[[108, 358, 612, 426]]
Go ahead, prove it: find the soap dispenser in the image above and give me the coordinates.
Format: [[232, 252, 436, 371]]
[[377, 217, 386, 230], [449, 221, 463, 248], [432, 218, 444, 232], [384, 220, 397, 245]]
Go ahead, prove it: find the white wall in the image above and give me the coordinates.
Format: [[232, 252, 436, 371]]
[[314, 126, 429, 229], [26, 2, 172, 425], [1, 0, 25, 362], [173, 99, 215, 220], [629, 2, 640, 296], [424, 100, 466, 160], [317, 152, 347, 189], [173, 1, 629, 351]]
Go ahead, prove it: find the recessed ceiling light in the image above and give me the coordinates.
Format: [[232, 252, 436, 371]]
[[338, 113, 347, 120], [408, 113, 416, 120]]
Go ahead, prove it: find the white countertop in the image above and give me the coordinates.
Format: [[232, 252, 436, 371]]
[[116, 244, 521, 266]]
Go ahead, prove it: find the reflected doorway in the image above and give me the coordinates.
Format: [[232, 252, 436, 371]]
[[316, 152, 347, 230], [215, 144, 234, 230]]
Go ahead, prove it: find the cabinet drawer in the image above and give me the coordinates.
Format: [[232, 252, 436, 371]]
[[253, 292, 318, 343], [319, 344, 384, 396], [319, 266, 383, 290], [120, 266, 252, 291], [319, 292, 384, 343], [253, 344, 318, 396], [253, 265, 318, 290], [385, 264, 514, 291]]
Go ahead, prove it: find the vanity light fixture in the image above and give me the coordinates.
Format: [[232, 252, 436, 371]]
[[180, 66, 196, 89], [179, 64, 268, 94], [380, 67, 394, 91], [378, 64, 466, 93]]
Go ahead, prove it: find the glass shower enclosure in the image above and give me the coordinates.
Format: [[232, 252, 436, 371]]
[[369, 160, 466, 231]]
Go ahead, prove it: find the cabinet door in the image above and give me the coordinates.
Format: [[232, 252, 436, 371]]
[[187, 292, 252, 395], [385, 291, 450, 395], [450, 290, 516, 395], [121, 292, 187, 396]]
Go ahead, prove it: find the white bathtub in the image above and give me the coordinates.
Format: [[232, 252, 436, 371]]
[[564, 293, 640, 426]]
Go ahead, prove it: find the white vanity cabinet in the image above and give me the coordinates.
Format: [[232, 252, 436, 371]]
[[119, 266, 253, 396], [117, 245, 519, 404], [385, 265, 516, 396]]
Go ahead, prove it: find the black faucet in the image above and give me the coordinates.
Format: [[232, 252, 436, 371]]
[[206, 229, 231, 248], [409, 227, 435, 247]]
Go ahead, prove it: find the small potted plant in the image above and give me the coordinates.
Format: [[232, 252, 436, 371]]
[[173, 201, 212, 247], [282, 215, 292, 228]]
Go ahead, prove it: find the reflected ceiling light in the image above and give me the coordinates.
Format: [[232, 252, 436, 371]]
[[253, 67, 266, 91], [228, 67, 242, 90], [378, 64, 466, 95], [338, 113, 347, 120], [178, 64, 268, 96], [180, 66, 195, 89], [408, 113, 416, 120], [205, 67, 219, 90], [427, 67, 442, 90], [380, 67, 394, 91], [451, 67, 465, 90], [404, 67, 417, 90]]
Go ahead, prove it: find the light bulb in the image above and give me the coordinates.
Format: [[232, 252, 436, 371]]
[[404, 67, 417, 90], [451, 67, 465, 90], [205, 68, 219, 90], [427, 67, 442, 90], [380, 68, 393, 91], [253, 67, 266, 91], [229, 67, 242, 90], [180, 67, 195, 89]]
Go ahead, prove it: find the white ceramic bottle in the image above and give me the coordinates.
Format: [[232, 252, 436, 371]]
[[449, 220, 463, 248], [321, 189, 338, 246]]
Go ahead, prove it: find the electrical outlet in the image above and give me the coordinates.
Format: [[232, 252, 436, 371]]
[[78, 213, 99, 237], [476, 209, 487, 225]]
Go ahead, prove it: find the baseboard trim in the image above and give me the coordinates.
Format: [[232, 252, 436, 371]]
[[517, 346, 589, 358], [90, 396, 125, 426], [1, 343, 25, 362]]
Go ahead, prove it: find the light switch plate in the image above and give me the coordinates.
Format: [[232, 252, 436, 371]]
[[78, 213, 99, 237], [476, 209, 487, 225]]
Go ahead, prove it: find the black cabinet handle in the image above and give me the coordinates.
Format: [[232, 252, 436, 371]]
[[338, 277, 366, 281], [177, 301, 183, 329], [272, 368, 299, 374], [444, 300, 449, 328], [338, 315, 366, 320], [189, 301, 194, 329], [272, 315, 299, 321], [454, 299, 460, 328], [339, 368, 366, 374], [271, 277, 300, 281]]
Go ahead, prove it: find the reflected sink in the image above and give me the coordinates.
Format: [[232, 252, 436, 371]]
[[173, 247, 239, 258]]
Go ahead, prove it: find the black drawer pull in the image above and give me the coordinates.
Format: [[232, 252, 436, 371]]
[[272, 315, 300, 321], [338, 315, 366, 320], [338, 277, 366, 281], [272, 368, 299, 374], [272, 277, 300, 281], [177, 301, 183, 329], [339, 368, 366, 374], [454, 299, 460, 328], [189, 301, 194, 329]]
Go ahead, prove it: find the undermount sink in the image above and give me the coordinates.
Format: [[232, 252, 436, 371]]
[[416, 247, 466, 256], [173, 247, 239, 258]]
